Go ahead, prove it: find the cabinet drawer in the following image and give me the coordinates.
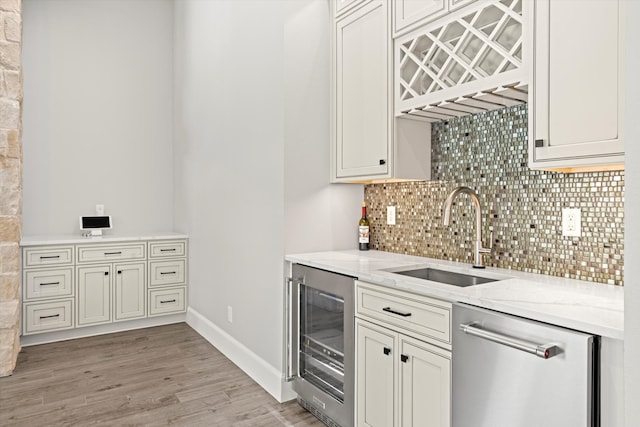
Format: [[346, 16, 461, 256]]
[[149, 287, 186, 316], [23, 299, 74, 334], [24, 267, 73, 300], [77, 243, 146, 263], [148, 240, 187, 258], [356, 281, 451, 344], [23, 246, 74, 268], [149, 259, 186, 287]]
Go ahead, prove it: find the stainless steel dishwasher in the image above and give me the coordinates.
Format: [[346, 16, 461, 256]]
[[452, 303, 599, 427]]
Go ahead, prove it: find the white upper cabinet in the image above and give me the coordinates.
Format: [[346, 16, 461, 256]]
[[394, 0, 479, 37], [331, 0, 431, 183], [334, 0, 391, 180], [394, 0, 447, 36], [529, 0, 624, 171]]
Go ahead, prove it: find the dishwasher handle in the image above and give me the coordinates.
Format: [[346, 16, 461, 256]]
[[460, 322, 561, 359]]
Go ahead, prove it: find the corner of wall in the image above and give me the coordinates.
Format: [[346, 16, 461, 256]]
[[185, 306, 296, 403]]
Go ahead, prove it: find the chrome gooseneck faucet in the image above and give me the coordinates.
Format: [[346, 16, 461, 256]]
[[442, 186, 491, 268]]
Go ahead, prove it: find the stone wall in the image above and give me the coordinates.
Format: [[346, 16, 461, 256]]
[[0, 0, 22, 377]]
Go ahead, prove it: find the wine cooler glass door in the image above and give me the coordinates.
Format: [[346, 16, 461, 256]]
[[299, 284, 346, 403]]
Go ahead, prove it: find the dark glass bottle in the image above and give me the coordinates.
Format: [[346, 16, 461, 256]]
[[358, 201, 370, 251]]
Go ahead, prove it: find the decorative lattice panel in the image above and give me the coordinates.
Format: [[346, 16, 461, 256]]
[[396, 0, 526, 119]]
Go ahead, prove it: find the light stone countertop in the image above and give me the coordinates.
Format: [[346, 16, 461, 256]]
[[20, 233, 189, 246], [285, 250, 624, 340]]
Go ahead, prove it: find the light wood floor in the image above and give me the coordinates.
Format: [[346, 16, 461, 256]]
[[0, 323, 324, 426]]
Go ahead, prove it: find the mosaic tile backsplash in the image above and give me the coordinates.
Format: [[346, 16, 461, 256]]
[[364, 104, 624, 285]]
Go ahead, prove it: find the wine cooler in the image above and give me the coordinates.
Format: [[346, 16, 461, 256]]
[[285, 264, 355, 427]]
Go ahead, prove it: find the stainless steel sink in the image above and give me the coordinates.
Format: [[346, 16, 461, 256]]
[[392, 267, 497, 287]]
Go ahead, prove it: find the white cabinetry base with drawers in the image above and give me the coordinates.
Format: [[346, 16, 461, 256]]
[[355, 280, 452, 427], [20, 235, 188, 346]]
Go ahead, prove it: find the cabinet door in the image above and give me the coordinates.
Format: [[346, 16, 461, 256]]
[[394, 0, 446, 35], [356, 320, 396, 427], [399, 335, 451, 427], [114, 262, 146, 321], [334, 0, 391, 180], [530, 0, 624, 170], [77, 265, 111, 326]]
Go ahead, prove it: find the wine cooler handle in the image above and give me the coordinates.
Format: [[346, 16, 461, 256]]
[[284, 277, 295, 381]]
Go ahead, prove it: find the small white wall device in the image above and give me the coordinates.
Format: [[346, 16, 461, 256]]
[[79, 216, 112, 236]]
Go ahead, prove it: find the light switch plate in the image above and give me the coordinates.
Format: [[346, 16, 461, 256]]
[[562, 208, 581, 237], [387, 206, 396, 225]]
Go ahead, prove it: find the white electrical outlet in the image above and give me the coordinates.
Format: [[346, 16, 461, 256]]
[[227, 306, 233, 323], [562, 208, 581, 237], [387, 206, 396, 225]]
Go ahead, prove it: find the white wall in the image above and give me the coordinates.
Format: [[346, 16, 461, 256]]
[[173, 0, 362, 400], [625, 1, 640, 425], [173, 0, 286, 375], [22, 0, 174, 236]]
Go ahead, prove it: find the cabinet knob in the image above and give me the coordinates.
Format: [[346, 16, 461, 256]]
[[117, 270, 122, 274], [400, 354, 409, 363], [383, 347, 391, 356], [379, 159, 386, 165], [104, 271, 109, 276]]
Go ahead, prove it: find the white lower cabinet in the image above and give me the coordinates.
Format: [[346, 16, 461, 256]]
[[21, 237, 188, 337], [398, 334, 450, 427], [77, 262, 146, 326], [357, 320, 396, 427], [356, 320, 451, 427], [77, 265, 112, 326], [356, 281, 451, 427], [23, 299, 74, 334], [147, 240, 188, 316], [149, 287, 186, 316], [114, 262, 146, 321]]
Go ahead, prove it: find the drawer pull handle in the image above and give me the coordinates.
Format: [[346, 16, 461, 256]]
[[382, 307, 412, 317], [40, 281, 60, 286], [383, 347, 391, 356], [160, 271, 177, 275], [39, 255, 61, 259], [39, 314, 60, 319], [104, 251, 122, 255], [160, 299, 177, 304], [400, 354, 409, 363], [160, 248, 177, 252]]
